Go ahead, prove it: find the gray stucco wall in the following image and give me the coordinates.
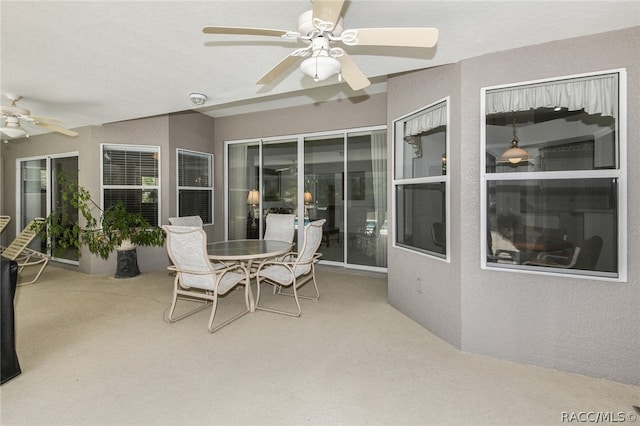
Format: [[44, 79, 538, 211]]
[[386, 64, 463, 349], [0, 112, 216, 275], [387, 26, 640, 386]]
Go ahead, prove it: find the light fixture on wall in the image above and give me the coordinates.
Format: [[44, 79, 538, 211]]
[[247, 189, 260, 227], [497, 117, 533, 165]]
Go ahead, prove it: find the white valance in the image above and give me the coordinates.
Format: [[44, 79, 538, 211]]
[[486, 74, 616, 117], [404, 102, 447, 137]]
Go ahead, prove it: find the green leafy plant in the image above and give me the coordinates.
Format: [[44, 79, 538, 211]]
[[39, 172, 165, 260]]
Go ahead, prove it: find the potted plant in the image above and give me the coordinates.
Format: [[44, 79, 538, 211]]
[[39, 172, 165, 276]]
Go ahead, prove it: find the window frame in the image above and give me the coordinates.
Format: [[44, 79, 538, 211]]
[[480, 69, 627, 282], [176, 148, 214, 225], [392, 97, 451, 261], [100, 143, 161, 226]]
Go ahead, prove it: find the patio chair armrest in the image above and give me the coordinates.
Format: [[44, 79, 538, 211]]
[[257, 251, 297, 267], [168, 262, 247, 276]]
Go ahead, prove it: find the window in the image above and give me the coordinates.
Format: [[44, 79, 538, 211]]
[[177, 149, 213, 224], [102, 144, 160, 226], [481, 70, 626, 280], [393, 99, 449, 259]]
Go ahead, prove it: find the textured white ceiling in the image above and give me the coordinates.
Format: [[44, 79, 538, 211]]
[[1, 1, 638, 135]]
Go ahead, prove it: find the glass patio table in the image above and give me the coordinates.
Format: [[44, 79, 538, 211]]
[[207, 239, 292, 311]]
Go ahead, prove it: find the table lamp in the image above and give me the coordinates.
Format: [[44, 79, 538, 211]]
[[247, 189, 260, 227]]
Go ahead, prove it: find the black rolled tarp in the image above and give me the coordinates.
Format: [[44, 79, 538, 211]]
[[1, 256, 21, 384]]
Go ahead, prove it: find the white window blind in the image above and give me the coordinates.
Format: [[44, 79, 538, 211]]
[[102, 144, 160, 226]]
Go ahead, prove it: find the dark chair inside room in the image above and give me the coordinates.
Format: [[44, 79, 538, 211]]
[[311, 205, 340, 247], [572, 235, 603, 270], [527, 235, 603, 270], [431, 222, 446, 248]]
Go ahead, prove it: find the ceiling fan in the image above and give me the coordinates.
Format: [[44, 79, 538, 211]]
[[0, 94, 78, 140], [203, 0, 438, 91]]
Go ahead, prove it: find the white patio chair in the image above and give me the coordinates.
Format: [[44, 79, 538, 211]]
[[254, 219, 325, 317], [168, 216, 203, 227], [162, 225, 251, 333], [263, 213, 295, 243]]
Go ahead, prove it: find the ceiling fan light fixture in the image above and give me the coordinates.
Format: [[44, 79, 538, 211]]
[[300, 55, 341, 82], [0, 117, 29, 139], [0, 126, 28, 139]]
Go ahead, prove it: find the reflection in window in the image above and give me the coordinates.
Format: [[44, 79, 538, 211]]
[[393, 99, 449, 259], [487, 179, 617, 275], [102, 144, 160, 226], [482, 70, 626, 279], [396, 183, 446, 256]]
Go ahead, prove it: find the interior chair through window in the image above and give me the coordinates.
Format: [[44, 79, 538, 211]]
[[263, 213, 295, 243], [526, 235, 603, 270]]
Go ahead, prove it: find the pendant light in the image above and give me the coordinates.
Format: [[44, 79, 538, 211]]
[[497, 117, 533, 165]]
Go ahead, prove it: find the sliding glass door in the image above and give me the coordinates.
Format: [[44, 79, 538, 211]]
[[226, 126, 387, 271], [304, 135, 345, 263], [17, 153, 79, 263], [261, 139, 298, 240], [345, 130, 387, 268]]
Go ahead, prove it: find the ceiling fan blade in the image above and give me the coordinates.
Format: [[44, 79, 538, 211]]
[[30, 116, 63, 125], [35, 121, 78, 137], [256, 54, 301, 85], [350, 27, 439, 48], [203, 26, 288, 37], [337, 53, 370, 91], [312, 0, 345, 28]]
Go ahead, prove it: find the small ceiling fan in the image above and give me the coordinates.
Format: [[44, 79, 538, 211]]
[[203, 0, 438, 91], [0, 94, 78, 140]]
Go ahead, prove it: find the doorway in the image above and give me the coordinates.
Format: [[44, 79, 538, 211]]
[[226, 127, 387, 271], [17, 153, 79, 263]]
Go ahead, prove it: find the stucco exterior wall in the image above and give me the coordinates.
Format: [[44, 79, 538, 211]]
[[0, 112, 216, 275], [386, 64, 463, 349], [387, 26, 640, 385]]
